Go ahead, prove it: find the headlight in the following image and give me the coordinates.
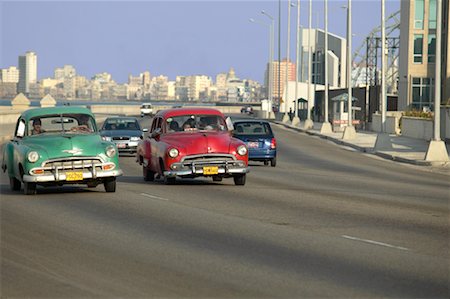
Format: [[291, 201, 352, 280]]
[[168, 148, 179, 158], [237, 145, 247, 156], [102, 136, 112, 141], [27, 151, 39, 163], [105, 145, 116, 157], [130, 136, 141, 141]]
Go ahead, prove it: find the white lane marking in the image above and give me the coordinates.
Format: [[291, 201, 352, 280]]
[[140, 193, 170, 201], [341, 235, 410, 251]]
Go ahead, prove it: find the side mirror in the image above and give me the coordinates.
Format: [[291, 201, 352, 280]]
[[225, 117, 234, 131], [142, 128, 149, 133]]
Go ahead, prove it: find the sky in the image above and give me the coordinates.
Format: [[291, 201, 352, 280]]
[[0, 0, 400, 84]]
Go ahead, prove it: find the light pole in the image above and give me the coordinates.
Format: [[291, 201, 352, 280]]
[[291, 0, 301, 126], [342, 0, 356, 139], [425, 0, 449, 161], [282, 0, 294, 123], [303, 0, 314, 129], [262, 10, 275, 119], [320, 0, 332, 133], [374, 0, 392, 150]]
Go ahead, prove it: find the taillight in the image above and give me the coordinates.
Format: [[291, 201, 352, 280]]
[[270, 138, 276, 149]]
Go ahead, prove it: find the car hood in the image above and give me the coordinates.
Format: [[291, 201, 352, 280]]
[[24, 134, 105, 158], [162, 131, 235, 155], [100, 130, 142, 138]]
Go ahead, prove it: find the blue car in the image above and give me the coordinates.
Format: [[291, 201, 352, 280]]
[[232, 120, 276, 167]]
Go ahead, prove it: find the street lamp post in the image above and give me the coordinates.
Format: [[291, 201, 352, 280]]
[[425, 0, 449, 161], [261, 11, 275, 119], [320, 0, 332, 133], [303, 0, 314, 130], [282, 0, 293, 123], [342, 0, 356, 139], [291, 0, 301, 126]]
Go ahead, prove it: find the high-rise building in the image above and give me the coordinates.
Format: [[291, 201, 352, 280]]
[[0, 66, 20, 83], [18, 51, 37, 95], [268, 59, 296, 102], [398, 0, 449, 109]]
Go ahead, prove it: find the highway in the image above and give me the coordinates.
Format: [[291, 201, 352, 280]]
[[1, 116, 449, 298]]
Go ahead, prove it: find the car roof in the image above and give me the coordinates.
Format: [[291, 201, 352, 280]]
[[156, 107, 224, 119], [233, 119, 270, 124], [105, 116, 138, 121], [21, 106, 93, 121]]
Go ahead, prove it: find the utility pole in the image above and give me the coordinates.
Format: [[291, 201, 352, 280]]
[[342, 0, 356, 139], [292, 0, 301, 126], [282, 0, 292, 123], [320, 0, 332, 133], [303, 0, 314, 130], [425, 0, 449, 161]]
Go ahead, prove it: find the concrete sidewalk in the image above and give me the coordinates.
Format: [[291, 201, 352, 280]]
[[273, 120, 450, 167]]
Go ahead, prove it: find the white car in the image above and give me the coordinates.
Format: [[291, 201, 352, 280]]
[[140, 103, 153, 117]]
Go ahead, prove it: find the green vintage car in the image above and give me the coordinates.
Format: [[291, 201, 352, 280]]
[[1, 106, 123, 195]]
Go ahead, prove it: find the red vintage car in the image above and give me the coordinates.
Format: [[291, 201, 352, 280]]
[[136, 108, 249, 185]]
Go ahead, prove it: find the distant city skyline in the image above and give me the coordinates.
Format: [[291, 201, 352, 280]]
[[1, 0, 400, 84]]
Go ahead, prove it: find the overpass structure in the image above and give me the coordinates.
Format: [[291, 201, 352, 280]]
[[351, 10, 400, 93]]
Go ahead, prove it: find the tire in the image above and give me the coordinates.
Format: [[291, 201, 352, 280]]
[[143, 166, 155, 181], [104, 178, 116, 192], [212, 176, 223, 182], [233, 174, 246, 186], [23, 182, 37, 195], [164, 176, 176, 185], [9, 177, 21, 191], [271, 157, 277, 167], [264, 160, 269, 166]]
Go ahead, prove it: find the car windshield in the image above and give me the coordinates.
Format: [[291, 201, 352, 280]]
[[28, 114, 96, 136], [234, 122, 272, 135], [102, 118, 140, 131], [165, 114, 227, 133]]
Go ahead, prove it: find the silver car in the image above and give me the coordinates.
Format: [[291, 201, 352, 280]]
[[100, 117, 148, 155]]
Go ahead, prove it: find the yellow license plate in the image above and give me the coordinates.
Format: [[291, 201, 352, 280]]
[[203, 166, 219, 175], [66, 171, 83, 181]]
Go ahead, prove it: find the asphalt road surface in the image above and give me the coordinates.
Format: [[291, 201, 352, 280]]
[[1, 116, 449, 298]]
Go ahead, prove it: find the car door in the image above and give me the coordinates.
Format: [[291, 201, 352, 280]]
[[149, 117, 163, 172], [5, 118, 26, 178]]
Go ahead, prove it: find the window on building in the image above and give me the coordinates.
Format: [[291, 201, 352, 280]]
[[429, 0, 437, 29], [413, 34, 423, 63], [411, 77, 434, 109], [414, 0, 424, 29], [428, 34, 436, 63]]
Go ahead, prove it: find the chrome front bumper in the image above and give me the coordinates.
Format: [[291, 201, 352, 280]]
[[23, 169, 123, 183], [163, 157, 249, 178]]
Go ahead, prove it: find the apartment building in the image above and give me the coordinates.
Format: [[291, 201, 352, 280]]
[[398, 0, 449, 110]]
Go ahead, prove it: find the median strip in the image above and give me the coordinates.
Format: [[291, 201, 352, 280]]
[[341, 235, 410, 251]]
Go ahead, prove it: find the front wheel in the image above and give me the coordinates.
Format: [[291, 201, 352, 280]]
[[23, 182, 37, 195], [143, 166, 155, 181], [233, 174, 246, 186], [9, 177, 21, 191], [104, 178, 116, 192]]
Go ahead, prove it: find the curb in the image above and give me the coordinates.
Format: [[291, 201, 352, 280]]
[[271, 120, 439, 167]]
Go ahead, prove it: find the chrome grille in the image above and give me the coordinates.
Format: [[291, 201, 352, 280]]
[[112, 136, 130, 141], [181, 154, 235, 165], [42, 157, 103, 170]]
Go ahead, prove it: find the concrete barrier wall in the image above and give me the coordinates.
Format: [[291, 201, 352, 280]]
[[401, 117, 433, 140], [371, 113, 401, 135], [0, 104, 248, 126]]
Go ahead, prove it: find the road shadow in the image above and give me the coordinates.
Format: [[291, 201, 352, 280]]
[[0, 183, 101, 197]]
